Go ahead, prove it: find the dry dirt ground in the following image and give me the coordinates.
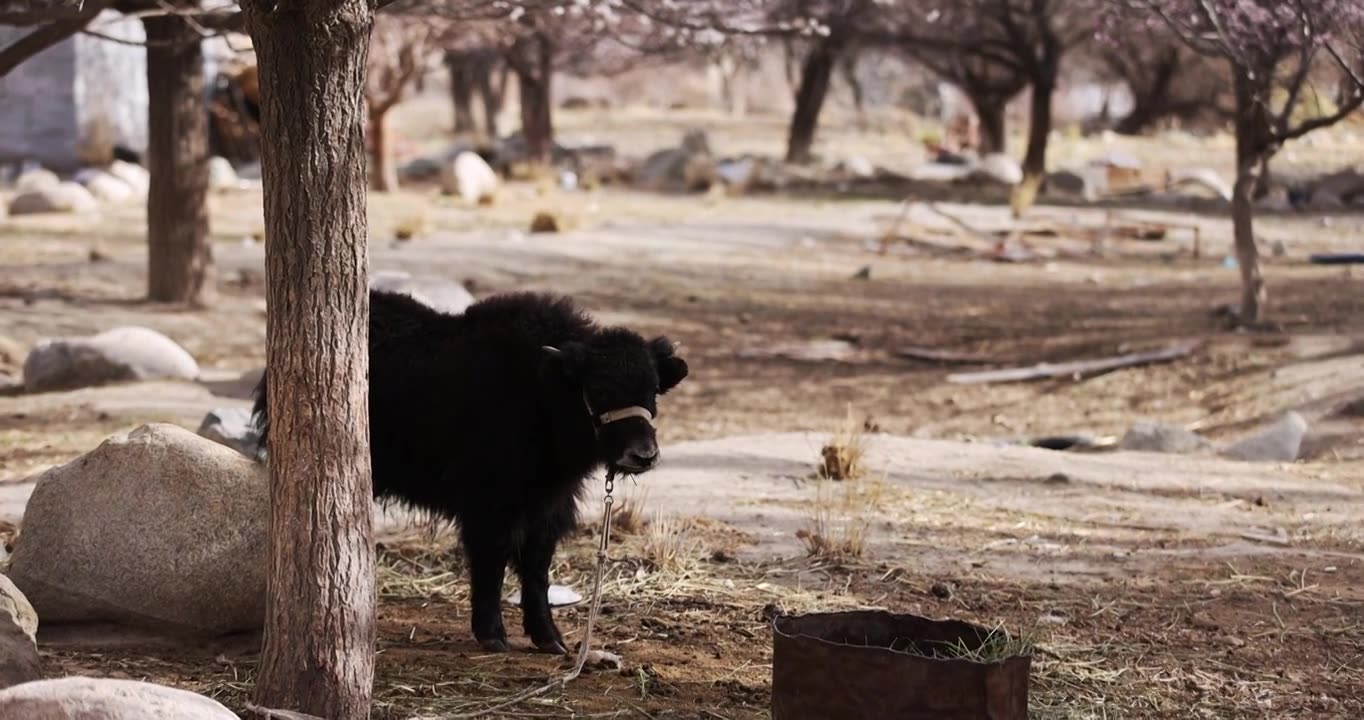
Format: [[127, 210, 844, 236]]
[[1, 110, 1363, 719]]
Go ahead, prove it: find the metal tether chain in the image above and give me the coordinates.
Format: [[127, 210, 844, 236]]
[[447, 470, 617, 719]]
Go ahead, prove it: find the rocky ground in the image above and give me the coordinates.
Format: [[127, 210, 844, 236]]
[[0, 108, 1362, 718]]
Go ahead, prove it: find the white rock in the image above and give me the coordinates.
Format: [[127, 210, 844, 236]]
[[197, 407, 261, 457], [0, 577, 36, 647], [7, 182, 98, 215], [505, 584, 583, 608], [440, 151, 499, 204], [1167, 167, 1233, 203], [7, 424, 268, 636], [107, 160, 150, 197], [76, 170, 135, 203], [0, 677, 238, 719], [14, 169, 59, 195], [1119, 421, 1211, 455], [1219, 412, 1309, 463], [842, 155, 875, 179], [974, 153, 1024, 186], [22, 326, 200, 393], [370, 271, 475, 315], [207, 156, 239, 190], [0, 617, 40, 692]]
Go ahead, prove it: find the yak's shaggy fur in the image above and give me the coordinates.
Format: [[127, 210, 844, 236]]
[[252, 290, 688, 653]]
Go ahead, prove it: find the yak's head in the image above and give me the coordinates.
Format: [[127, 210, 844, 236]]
[[542, 329, 688, 475]]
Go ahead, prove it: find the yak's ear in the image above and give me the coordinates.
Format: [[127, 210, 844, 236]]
[[541, 342, 585, 383], [649, 336, 688, 394]]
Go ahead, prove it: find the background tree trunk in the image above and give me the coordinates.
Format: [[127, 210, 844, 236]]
[[474, 57, 506, 140], [144, 15, 212, 306], [785, 34, 844, 164], [968, 93, 1007, 155], [1114, 51, 1179, 135], [1231, 72, 1270, 324], [513, 35, 554, 166], [1012, 64, 1057, 218], [368, 107, 398, 191], [241, 1, 376, 718], [446, 52, 477, 134]]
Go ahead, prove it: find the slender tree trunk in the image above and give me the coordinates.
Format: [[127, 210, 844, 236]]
[[240, 1, 376, 718], [446, 52, 477, 134], [968, 93, 1007, 156], [840, 51, 865, 123], [513, 36, 554, 166], [1231, 72, 1270, 324], [786, 34, 843, 165], [144, 15, 212, 306], [368, 106, 398, 192], [1012, 64, 1056, 218], [476, 59, 509, 140]]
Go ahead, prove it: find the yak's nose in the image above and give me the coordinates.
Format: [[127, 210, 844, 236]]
[[624, 444, 659, 470]]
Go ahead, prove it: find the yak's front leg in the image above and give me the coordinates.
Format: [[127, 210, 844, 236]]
[[513, 510, 571, 655], [461, 523, 511, 652]]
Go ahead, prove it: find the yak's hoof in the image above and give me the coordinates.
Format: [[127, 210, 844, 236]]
[[532, 637, 569, 656], [478, 637, 511, 653]]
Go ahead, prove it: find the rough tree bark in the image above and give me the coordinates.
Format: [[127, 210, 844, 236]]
[[144, 14, 212, 306], [240, 0, 376, 718], [1230, 72, 1270, 324], [786, 33, 845, 165], [445, 51, 477, 134]]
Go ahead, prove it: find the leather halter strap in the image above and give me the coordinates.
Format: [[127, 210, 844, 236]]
[[584, 391, 653, 427]]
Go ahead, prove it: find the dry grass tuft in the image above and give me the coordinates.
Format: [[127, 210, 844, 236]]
[[642, 513, 702, 575], [609, 486, 650, 535], [818, 404, 870, 481], [797, 474, 884, 561], [393, 213, 429, 241]]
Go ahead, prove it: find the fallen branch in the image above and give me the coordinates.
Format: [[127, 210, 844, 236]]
[[895, 346, 1008, 365], [946, 341, 1202, 385]]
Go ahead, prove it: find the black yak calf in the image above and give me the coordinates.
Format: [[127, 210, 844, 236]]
[[252, 290, 688, 653]]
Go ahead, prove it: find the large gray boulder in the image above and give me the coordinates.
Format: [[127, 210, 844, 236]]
[[7, 424, 267, 636], [0, 677, 237, 719], [1119, 421, 1212, 455], [22, 327, 199, 393], [1219, 412, 1309, 463], [370, 271, 475, 315]]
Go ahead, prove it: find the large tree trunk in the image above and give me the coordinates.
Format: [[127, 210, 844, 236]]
[[143, 15, 212, 306], [1011, 64, 1057, 218], [240, 1, 376, 718], [1231, 72, 1270, 324], [786, 34, 844, 165], [967, 92, 1007, 156], [446, 52, 477, 134], [368, 106, 398, 192]]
